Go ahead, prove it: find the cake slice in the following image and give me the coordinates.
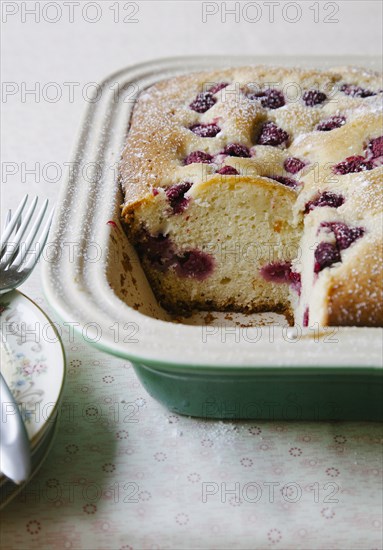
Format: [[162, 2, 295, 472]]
[[125, 173, 300, 316]]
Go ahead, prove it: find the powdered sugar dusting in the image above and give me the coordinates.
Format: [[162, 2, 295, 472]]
[[120, 64, 383, 327]]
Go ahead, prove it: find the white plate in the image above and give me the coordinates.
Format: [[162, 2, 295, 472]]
[[0, 290, 65, 447], [42, 56, 383, 369]]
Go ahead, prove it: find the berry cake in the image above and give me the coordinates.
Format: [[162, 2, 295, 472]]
[[120, 66, 383, 327]]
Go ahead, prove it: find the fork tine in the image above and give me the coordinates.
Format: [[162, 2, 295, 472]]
[[0, 211, 13, 261], [0, 197, 38, 269], [16, 213, 23, 233], [20, 208, 55, 273], [11, 199, 49, 269], [0, 195, 28, 253], [1, 210, 23, 261]]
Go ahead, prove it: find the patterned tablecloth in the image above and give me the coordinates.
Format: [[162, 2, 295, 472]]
[[1, 288, 382, 549], [1, 2, 382, 548]]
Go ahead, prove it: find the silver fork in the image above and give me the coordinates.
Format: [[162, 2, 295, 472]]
[[0, 371, 31, 484], [0, 195, 54, 295], [0, 195, 53, 483]]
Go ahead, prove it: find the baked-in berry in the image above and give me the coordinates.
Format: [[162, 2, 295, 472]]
[[166, 182, 193, 214], [340, 84, 376, 98], [223, 143, 251, 157], [333, 155, 373, 174], [208, 82, 229, 94], [257, 122, 289, 146], [217, 166, 239, 175], [138, 232, 175, 272], [302, 90, 327, 106], [248, 89, 285, 109], [260, 263, 301, 293], [270, 175, 299, 189], [321, 222, 364, 250], [189, 92, 216, 113], [284, 157, 306, 174], [303, 307, 309, 327], [260, 262, 292, 283], [184, 151, 213, 165], [366, 136, 383, 159], [314, 242, 341, 273], [289, 271, 301, 295], [305, 191, 344, 213], [316, 116, 346, 131], [175, 250, 215, 280], [190, 123, 221, 137]]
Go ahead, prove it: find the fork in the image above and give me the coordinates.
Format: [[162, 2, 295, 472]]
[[0, 371, 31, 484], [0, 195, 53, 483], [0, 195, 54, 295]]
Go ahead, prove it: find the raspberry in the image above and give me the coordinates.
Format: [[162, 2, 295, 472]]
[[314, 222, 364, 273], [303, 307, 309, 327], [316, 116, 346, 131], [322, 222, 364, 250], [257, 122, 289, 146], [248, 89, 285, 109], [189, 92, 216, 113], [175, 250, 215, 280], [289, 271, 301, 295], [270, 175, 299, 189], [302, 90, 327, 106], [333, 155, 373, 174], [304, 192, 344, 213], [138, 232, 175, 272], [184, 151, 213, 165], [190, 124, 221, 137], [366, 136, 383, 159], [165, 182, 193, 214], [223, 143, 251, 157], [284, 157, 306, 174], [260, 262, 292, 283], [314, 242, 341, 273], [208, 82, 229, 94], [260, 263, 301, 293], [217, 166, 239, 175], [340, 84, 376, 98]]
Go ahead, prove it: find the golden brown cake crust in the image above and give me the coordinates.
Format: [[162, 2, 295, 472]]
[[326, 236, 383, 327]]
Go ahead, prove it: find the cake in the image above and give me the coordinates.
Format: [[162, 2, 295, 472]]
[[120, 66, 383, 327]]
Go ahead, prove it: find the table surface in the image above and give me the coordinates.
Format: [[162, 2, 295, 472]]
[[1, 2, 382, 548]]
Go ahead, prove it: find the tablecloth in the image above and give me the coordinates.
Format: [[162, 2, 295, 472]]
[[1, 2, 382, 548]]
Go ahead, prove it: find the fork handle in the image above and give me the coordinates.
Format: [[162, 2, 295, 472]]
[[0, 372, 31, 484]]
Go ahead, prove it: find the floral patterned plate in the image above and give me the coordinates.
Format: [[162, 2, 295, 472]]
[[0, 290, 65, 451]]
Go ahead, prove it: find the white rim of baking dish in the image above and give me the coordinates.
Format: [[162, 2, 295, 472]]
[[42, 55, 383, 370]]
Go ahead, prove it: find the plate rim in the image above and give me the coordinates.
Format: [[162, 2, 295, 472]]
[[0, 289, 66, 447]]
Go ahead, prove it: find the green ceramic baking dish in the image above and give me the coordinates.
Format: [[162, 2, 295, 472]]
[[42, 56, 383, 421]]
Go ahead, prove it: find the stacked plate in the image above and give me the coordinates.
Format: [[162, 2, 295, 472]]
[[0, 290, 65, 509]]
